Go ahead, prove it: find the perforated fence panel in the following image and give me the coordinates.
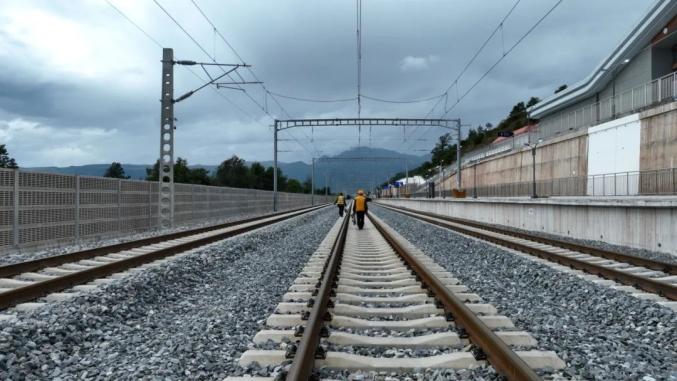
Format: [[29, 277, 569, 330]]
[[0, 168, 330, 252]]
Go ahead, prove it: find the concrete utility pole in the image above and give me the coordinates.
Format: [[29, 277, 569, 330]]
[[456, 119, 462, 190], [273, 121, 278, 211], [311, 157, 315, 205], [158, 48, 255, 224], [159, 48, 175, 229]]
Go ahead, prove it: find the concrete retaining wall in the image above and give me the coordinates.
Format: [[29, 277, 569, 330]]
[[641, 101, 677, 170], [378, 198, 677, 256]]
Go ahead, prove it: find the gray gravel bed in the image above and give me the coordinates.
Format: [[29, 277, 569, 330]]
[[318, 367, 501, 381], [0, 207, 337, 380], [324, 342, 463, 357], [373, 205, 677, 381], [330, 327, 452, 338], [0, 208, 304, 267]]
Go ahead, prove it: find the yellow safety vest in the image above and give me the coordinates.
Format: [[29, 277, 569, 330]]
[[354, 196, 366, 212], [336, 195, 345, 205]]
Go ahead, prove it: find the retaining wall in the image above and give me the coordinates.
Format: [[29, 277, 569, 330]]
[[378, 198, 677, 256]]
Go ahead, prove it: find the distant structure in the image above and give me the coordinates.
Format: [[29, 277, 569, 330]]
[[530, 0, 677, 139], [426, 0, 677, 198]]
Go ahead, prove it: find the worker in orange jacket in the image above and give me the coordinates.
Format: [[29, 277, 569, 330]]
[[352, 189, 370, 230]]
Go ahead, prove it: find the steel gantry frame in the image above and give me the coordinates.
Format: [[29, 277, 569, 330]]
[[273, 118, 461, 210]]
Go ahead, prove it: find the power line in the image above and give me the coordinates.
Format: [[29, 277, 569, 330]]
[[402, 0, 522, 147], [408, 0, 562, 150], [187, 0, 325, 156], [105, 0, 258, 122], [105, 0, 164, 48], [362, 93, 444, 104], [153, 0, 274, 122], [268, 91, 357, 103], [440, 0, 563, 118], [190, 0, 301, 122], [106, 0, 309, 158], [426, 0, 522, 118], [356, 0, 363, 146]]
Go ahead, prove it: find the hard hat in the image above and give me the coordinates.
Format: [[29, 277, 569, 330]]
[[357, 189, 364, 195]]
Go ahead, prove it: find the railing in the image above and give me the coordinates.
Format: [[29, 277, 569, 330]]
[[404, 168, 677, 198], [0, 168, 330, 251], [461, 134, 530, 164], [538, 71, 677, 139]]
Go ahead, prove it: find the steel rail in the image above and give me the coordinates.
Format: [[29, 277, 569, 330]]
[[285, 208, 351, 381], [0, 205, 328, 310], [378, 203, 675, 274], [376, 203, 677, 301], [368, 214, 541, 381], [0, 204, 328, 279]]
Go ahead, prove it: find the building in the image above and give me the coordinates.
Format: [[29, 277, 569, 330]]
[[530, 0, 677, 139]]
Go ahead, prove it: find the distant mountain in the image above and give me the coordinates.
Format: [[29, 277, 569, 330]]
[[24, 147, 430, 192]]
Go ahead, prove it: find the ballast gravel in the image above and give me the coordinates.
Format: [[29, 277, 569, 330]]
[[0, 208, 305, 267], [0, 206, 337, 380], [372, 205, 677, 381]]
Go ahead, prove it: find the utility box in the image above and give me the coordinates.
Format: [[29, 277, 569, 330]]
[[452, 189, 466, 198]]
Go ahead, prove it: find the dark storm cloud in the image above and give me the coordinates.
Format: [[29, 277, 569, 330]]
[[0, 0, 655, 166]]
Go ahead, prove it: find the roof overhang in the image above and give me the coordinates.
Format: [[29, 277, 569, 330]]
[[529, 0, 677, 119]]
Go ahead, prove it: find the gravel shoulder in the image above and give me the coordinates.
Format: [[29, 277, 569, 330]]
[[372, 205, 677, 381], [0, 208, 307, 267], [0, 206, 338, 380]]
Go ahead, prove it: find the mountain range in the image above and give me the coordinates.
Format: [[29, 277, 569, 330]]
[[24, 147, 430, 192]]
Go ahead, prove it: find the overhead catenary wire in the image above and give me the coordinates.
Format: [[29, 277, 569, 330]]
[[267, 92, 357, 103], [403, 0, 522, 148], [107, 0, 314, 157], [440, 0, 563, 118], [425, 0, 522, 118], [188, 0, 324, 155], [105, 0, 258, 123], [362, 93, 445, 104], [408, 0, 562, 151], [356, 0, 363, 146]]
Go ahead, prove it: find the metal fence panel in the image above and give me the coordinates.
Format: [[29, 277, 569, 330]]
[[0, 168, 330, 252]]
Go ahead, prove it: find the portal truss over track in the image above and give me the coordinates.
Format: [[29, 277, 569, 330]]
[[273, 117, 462, 210]]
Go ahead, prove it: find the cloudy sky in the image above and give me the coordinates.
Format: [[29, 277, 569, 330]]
[[0, 0, 655, 167]]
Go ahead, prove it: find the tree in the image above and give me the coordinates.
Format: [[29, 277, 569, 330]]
[[214, 155, 249, 187], [104, 162, 130, 179], [145, 158, 210, 185], [173, 158, 193, 184], [527, 96, 540, 108], [0, 145, 18, 169], [285, 179, 304, 193], [189, 167, 212, 185], [248, 162, 267, 189]]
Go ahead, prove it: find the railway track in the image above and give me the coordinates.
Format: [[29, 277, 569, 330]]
[[227, 210, 564, 380], [0, 204, 328, 313], [375, 202, 677, 306]]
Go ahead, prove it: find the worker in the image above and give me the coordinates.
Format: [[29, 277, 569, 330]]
[[352, 189, 369, 230], [334, 192, 346, 217]]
